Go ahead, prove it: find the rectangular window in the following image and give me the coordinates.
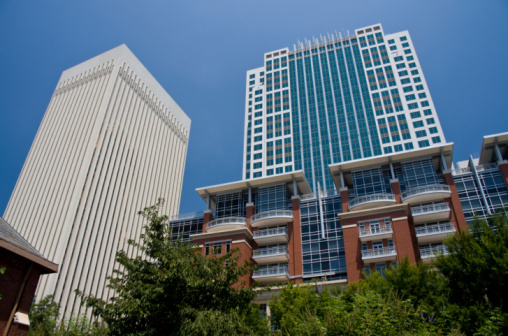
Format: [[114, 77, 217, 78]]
[[408, 103, 418, 110], [410, 111, 421, 119], [416, 130, 427, 138], [403, 86, 413, 92], [253, 162, 262, 169], [429, 127, 438, 134], [423, 109, 432, 116], [405, 94, 416, 101], [398, 70, 408, 77], [413, 120, 424, 128], [404, 142, 414, 150], [432, 136, 441, 144], [418, 140, 430, 148], [421, 101, 430, 107], [426, 118, 435, 125], [418, 92, 427, 99], [411, 69, 419, 75]]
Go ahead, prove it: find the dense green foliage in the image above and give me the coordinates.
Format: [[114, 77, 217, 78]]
[[28, 295, 107, 336], [77, 199, 266, 336], [269, 212, 508, 335], [29, 203, 507, 335]]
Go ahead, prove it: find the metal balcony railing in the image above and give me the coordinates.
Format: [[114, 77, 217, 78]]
[[420, 245, 448, 258], [253, 227, 288, 238], [475, 163, 498, 172], [359, 225, 392, 237], [349, 193, 395, 208], [169, 211, 205, 221], [206, 217, 246, 230], [253, 246, 288, 257], [361, 246, 396, 258], [415, 223, 455, 236], [253, 266, 289, 277], [251, 210, 293, 223], [401, 184, 450, 200], [411, 203, 449, 216]]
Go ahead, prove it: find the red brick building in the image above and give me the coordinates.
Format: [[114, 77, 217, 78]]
[[0, 217, 58, 336], [169, 134, 508, 309]]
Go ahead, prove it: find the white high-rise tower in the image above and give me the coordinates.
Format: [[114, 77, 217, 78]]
[[3, 45, 191, 318]]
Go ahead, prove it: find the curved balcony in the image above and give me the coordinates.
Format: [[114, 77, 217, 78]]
[[206, 217, 246, 233], [251, 210, 293, 228], [416, 223, 456, 244], [411, 202, 450, 224], [253, 227, 288, 245], [401, 184, 451, 204], [253, 246, 289, 265], [361, 246, 397, 262], [252, 266, 289, 284], [359, 225, 393, 242], [420, 245, 448, 263], [348, 193, 396, 211]]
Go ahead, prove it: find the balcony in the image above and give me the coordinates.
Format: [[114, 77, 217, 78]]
[[401, 184, 451, 204], [420, 245, 448, 263], [361, 246, 397, 263], [253, 246, 289, 265], [348, 193, 396, 211], [359, 225, 393, 242], [411, 202, 450, 224], [251, 210, 293, 228], [416, 223, 456, 244], [252, 266, 290, 284], [206, 217, 246, 233], [253, 227, 288, 245]]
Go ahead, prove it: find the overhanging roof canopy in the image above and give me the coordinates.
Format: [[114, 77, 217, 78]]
[[195, 171, 311, 207]]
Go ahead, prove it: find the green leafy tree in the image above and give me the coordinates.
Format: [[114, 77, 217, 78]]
[[434, 212, 508, 335], [77, 199, 268, 336], [28, 295, 107, 336]]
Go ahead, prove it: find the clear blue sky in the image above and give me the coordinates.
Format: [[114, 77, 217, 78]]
[[1, 1, 507, 216]]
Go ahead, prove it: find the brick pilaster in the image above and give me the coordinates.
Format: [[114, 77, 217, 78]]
[[340, 187, 349, 213], [443, 171, 468, 233], [342, 221, 362, 282], [391, 216, 418, 264], [289, 196, 303, 281], [202, 209, 213, 233], [390, 179, 402, 204], [245, 203, 255, 232]]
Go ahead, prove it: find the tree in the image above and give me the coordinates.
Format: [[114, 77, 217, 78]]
[[28, 295, 107, 336], [434, 211, 508, 335], [77, 199, 267, 336]]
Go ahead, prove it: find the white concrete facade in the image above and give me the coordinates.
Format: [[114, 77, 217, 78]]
[[3, 44, 190, 319]]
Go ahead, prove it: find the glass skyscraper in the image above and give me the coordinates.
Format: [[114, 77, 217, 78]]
[[243, 24, 445, 193]]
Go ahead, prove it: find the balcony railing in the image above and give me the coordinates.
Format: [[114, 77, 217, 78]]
[[451, 163, 498, 176], [349, 193, 395, 209], [253, 227, 287, 238], [253, 266, 289, 277], [411, 202, 449, 216], [415, 223, 455, 236], [401, 184, 450, 200], [169, 211, 205, 221], [475, 162, 498, 172], [359, 225, 392, 237], [361, 246, 396, 258], [206, 217, 246, 231], [420, 245, 448, 258], [251, 210, 293, 223], [253, 246, 288, 257]]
